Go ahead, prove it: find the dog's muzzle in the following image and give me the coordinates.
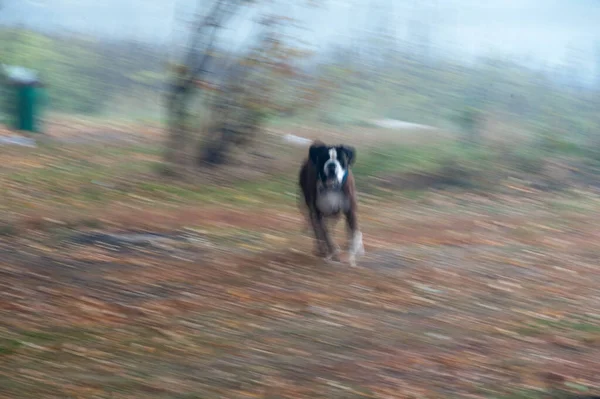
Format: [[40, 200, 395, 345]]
[[318, 171, 347, 193], [318, 179, 340, 193], [323, 159, 346, 186], [326, 162, 337, 177]]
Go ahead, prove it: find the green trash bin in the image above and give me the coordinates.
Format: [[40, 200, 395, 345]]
[[1, 65, 45, 133]]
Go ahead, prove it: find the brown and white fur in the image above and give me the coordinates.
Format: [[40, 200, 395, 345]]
[[299, 141, 365, 266]]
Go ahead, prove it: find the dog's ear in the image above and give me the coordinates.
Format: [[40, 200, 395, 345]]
[[309, 142, 326, 165], [339, 145, 356, 166]]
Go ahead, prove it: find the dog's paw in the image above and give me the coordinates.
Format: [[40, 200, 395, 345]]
[[313, 246, 328, 258], [347, 231, 364, 266], [348, 255, 357, 267], [349, 232, 365, 255], [324, 248, 341, 263], [357, 243, 365, 256]]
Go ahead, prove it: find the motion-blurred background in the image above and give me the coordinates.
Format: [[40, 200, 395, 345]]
[[1, 1, 600, 398]]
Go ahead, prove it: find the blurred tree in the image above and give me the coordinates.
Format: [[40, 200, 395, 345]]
[[164, 0, 313, 171], [200, 13, 312, 164], [164, 0, 248, 173]]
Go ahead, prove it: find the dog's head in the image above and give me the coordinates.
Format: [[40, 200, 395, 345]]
[[309, 141, 355, 188]]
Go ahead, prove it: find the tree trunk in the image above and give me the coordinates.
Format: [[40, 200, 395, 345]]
[[162, 0, 239, 174]]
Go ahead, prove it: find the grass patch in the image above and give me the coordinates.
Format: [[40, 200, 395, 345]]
[[0, 128, 595, 225], [2, 140, 299, 209], [518, 317, 600, 337], [350, 135, 588, 193], [0, 338, 23, 355], [494, 390, 544, 399], [354, 141, 494, 190], [18, 327, 97, 344], [0, 222, 17, 236], [354, 143, 455, 178], [138, 182, 204, 200], [497, 386, 597, 399]]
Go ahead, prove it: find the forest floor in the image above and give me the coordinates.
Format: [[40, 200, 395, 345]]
[[1, 119, 600, 398]]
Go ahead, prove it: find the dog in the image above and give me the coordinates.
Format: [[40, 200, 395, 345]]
[[299, 141, 365, 266]]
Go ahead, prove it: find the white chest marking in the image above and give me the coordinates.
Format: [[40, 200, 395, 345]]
[[316, 190, 349, 215]]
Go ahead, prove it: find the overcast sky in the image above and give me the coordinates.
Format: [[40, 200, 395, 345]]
[[1, 0, 599, 79]]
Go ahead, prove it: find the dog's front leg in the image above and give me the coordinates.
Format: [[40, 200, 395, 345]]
[[345, 209, 365, 266], [320, 215, 340, 262], [309, 210, 328, 257], [311, 211, 339, 261]]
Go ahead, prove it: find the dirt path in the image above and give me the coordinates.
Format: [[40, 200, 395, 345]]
[[2, 194, 600, 398]]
